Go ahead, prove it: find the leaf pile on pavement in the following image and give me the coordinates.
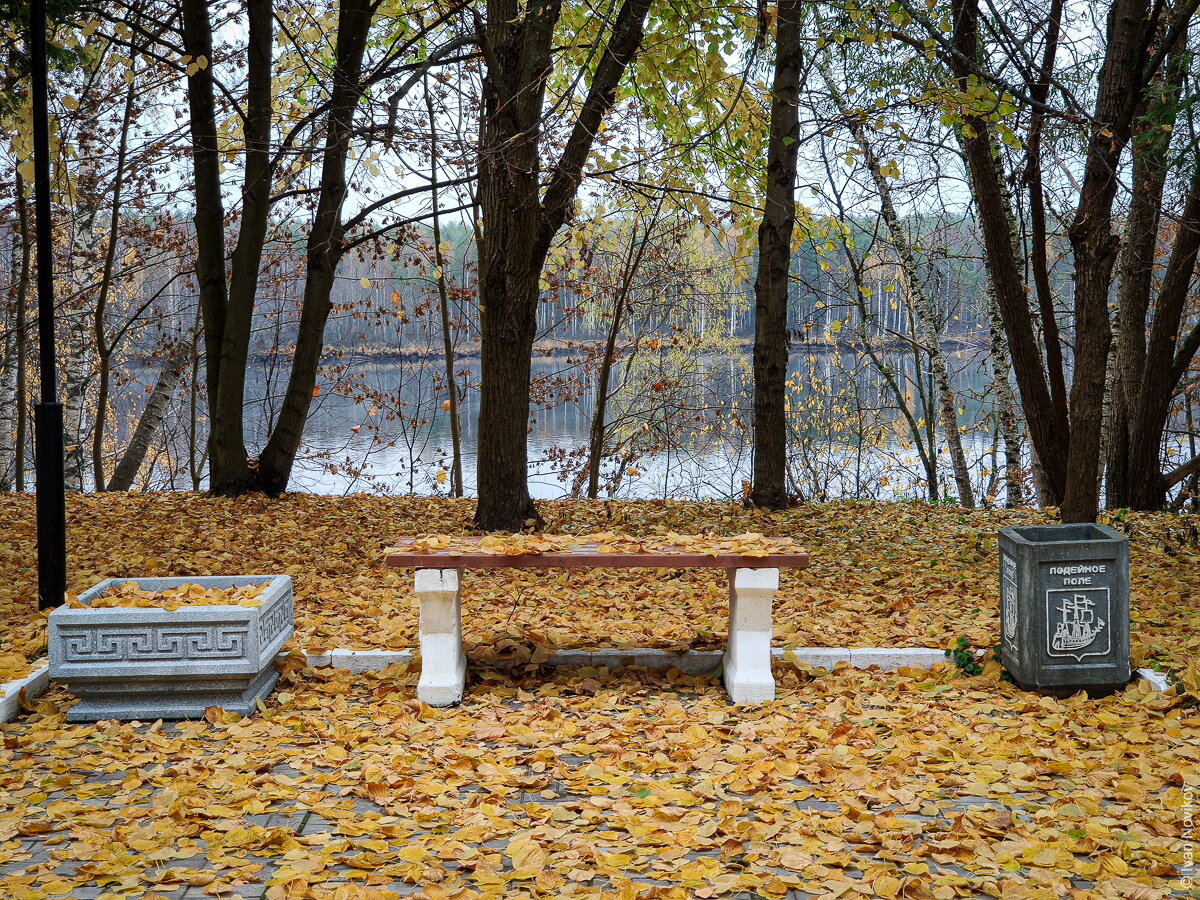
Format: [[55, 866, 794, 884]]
[[0, 658, 1194, 899], [0, 494, 1197, 684]]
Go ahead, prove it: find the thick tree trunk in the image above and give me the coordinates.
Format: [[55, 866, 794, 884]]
[[106, 337, 193, 491], [257, 0, 371, 494], [475, 0, 566, 531], [950, 0, 1068, 504], [208, 0, 274, 495], [1060, 0, 1154, 522], [180, 0, 231, 487], [474, 0, 653, 530], [751, 0, 803, 510]]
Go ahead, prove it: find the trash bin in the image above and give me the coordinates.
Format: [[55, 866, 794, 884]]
[[998, 523, 1130, 695]]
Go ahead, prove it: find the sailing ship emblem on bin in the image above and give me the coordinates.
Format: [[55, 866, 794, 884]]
[[1046, 588, 1110, 661]]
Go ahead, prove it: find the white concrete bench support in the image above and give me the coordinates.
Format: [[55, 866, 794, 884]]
[[415, 568, 467, 706], [724, 568, 778, 703]]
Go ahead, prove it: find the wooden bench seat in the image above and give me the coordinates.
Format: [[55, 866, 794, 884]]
[[385, 539, 810, 706]]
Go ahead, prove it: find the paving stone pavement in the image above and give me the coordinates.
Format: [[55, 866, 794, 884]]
[[0, 665, 1187, 900], [0, 742, 1118, 900]]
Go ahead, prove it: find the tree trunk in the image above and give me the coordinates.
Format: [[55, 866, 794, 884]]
[[426, 79, 463, 497], [257, 0, 371, 493], [1059, 0, 1163, 522], [986, 287, 1025, 506], [0, 239, 17, 491], [107, 336, 193, 491], [950, 0, 1173, 522], [474, 0, 653, 530], [1101, 31, 1183, 508], [1111, 22, 1199, 511], [180, 0, 231, 486], [1126, 165, 1200, 509], [14, 175, 29, 491], [751, 0, 803, 510], [62, 199, 99, 492], [829, 69, 974, 508], [209, 0, 274, 495], [950, 0, 1068, 504]]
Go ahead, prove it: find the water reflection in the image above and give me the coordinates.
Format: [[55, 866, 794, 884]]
[[268, 347, 997, 500]]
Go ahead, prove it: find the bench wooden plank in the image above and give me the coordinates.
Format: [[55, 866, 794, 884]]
[[386, 540, 810, 570]]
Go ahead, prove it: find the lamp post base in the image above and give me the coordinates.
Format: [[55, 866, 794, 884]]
[[34, 401, 66, 609]]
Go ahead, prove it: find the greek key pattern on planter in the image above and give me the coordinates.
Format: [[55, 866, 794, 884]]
[[259, 597, 292, 646], [60, 625, 249, 662]]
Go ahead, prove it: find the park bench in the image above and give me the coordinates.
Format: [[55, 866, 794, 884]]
[[385, 539, 810, 706]]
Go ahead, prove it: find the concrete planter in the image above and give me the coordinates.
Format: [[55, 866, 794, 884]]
[[998, 524, 1130, 695], [49, 575, 293, 722]]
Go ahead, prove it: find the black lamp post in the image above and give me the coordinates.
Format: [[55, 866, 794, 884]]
[[30, 0, 67, 609]]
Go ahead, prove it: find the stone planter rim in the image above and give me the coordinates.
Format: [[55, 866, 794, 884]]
[[73, 574, 290, 608], [50, 574, 293, 682]]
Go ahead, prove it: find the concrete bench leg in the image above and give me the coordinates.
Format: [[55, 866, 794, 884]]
[[415, 568, 466, 706], [724, 568, 779, 704]]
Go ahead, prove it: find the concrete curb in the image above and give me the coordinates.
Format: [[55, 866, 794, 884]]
[[0, 662, 50, 723], [1135, 667, 1172, 692], [5, 650, 1174, 724], [288, 646, 956, 675], [296, 647, 1179, 694]]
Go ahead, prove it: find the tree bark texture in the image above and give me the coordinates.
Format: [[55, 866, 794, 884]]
[[986, 288, 1025, 507], [13, 176, 29, 490], [751, 0, 803, 510], [950, 0, 1068, 505], [0, 241, 17, 491], [1059, 0, 1150, 522], [474, 0, 653, 530], [257, 0, 372, 493], [107, 336, 194, 491], [63, 200, 101, 493]]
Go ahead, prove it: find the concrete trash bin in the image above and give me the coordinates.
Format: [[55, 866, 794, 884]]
[[998, 523, 1130, 695]]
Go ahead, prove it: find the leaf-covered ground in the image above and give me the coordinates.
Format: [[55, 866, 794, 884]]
[[0, 494, 1197, 897], [0, 659, 1195, 899], [1, 494, 1198, 678]]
